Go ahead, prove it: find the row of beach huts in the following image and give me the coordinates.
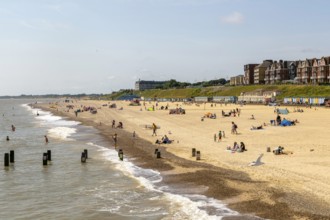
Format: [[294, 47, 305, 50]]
[[139, 96, 330, 106]]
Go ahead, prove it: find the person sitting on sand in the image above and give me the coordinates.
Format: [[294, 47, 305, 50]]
[[232, 142, 239, 151], [161, 135, 171, 144], [239, 142, 246, 152], [250, 114, 255, 120], [117, 122, 123, 129], [273, 146, 284, 155], [276, 115, 281, 125]]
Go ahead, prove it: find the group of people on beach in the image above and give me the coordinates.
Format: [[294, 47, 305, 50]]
[[227, 141, 246, 152], [222, 108, 241, 117], [214, 130, 225, 142], [155, 135, 172, 144], [112, 120, 123, 129]]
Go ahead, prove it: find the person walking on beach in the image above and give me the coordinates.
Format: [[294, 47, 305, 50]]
[[112, 120, 115, 128], [113, 133, 118, 148], [152, 123, 157, 136], [214, 133, 217, 142], [231, 122, 238, 134], [11, 125, 16, 132], [218, 130, 222, 141], [6, 136, 10, 141]]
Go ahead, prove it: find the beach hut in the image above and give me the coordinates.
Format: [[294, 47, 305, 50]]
[[194, 96, 210, 103], [213, 96, 237, 103]]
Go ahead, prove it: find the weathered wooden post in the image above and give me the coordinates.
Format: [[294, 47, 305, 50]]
[[43, 153, 48, 166], [81, 152, 86, 163], [192, 148, 196, 157], [84, 149, 88, 159], [196, 151, 201, 160], [4, 153, 9, 167], [10, 150, 14, 163], [47, 150, 51, 161]]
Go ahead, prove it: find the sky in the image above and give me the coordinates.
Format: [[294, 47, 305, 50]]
[[1, 0, 330, 95]]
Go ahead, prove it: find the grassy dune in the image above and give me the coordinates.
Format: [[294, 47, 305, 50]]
[[105, 85, 330, 100], [136, 85, 330, 99]]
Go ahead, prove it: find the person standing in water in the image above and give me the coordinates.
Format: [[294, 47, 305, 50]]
[[44, 135, 49, 144]]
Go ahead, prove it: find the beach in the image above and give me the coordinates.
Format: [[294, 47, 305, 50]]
[[35, 100, 330, 220]]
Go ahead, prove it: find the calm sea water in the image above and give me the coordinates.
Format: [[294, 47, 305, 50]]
[[0, 99, 240, 220]]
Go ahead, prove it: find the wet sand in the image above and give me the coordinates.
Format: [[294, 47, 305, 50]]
[[34, 100, 330, 220]]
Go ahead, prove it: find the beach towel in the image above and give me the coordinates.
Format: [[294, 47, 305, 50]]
[[280, 119, 292, 126]]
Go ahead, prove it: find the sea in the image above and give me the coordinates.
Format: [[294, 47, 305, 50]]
[[0, 99, 246, 220]]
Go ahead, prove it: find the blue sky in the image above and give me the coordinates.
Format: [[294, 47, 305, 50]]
[[1, 0, 330, 95]]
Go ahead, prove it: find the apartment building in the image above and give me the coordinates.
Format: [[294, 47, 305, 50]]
[[244, 64, 258, 85], [254, 60, 273, 84]]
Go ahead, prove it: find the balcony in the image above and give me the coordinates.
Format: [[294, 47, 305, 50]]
[[317, 75, 325, 79], [302, 75, 310, 79]]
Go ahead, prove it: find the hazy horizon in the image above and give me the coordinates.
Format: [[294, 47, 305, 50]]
[[1, 0, 330, 96]]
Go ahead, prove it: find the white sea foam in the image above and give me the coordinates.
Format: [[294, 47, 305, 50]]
[[90, 143, 239, 219], [23, 103, 80, 126], [48, 127, 77, 140]]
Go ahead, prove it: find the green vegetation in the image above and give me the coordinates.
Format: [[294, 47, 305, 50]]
[[106, 85, 330, 100], [155, 78, 228, 89]]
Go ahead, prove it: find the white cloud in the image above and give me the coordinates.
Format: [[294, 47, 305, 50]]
[[221, 12, 244, 24]]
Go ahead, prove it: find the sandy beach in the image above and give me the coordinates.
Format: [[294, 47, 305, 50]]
[[35, 100, 330, 220]]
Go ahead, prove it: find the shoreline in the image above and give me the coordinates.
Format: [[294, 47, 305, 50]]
[[33, 101, 330, 220]]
